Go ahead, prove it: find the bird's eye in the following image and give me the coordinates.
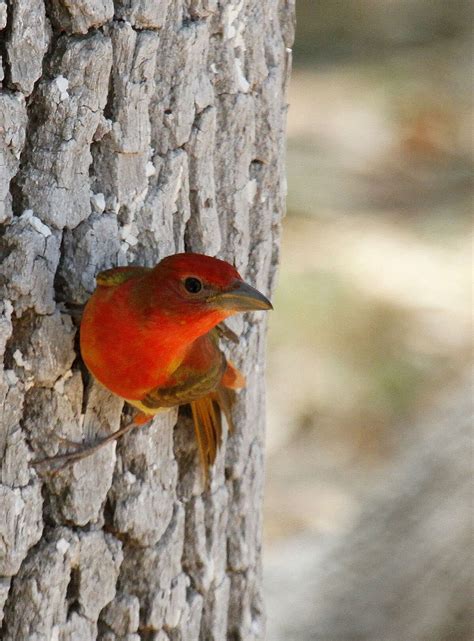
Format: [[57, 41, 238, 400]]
[[184, 277, 203, 294]]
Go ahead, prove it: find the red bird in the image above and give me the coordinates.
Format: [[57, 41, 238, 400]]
[[39, 254, 272, 478]]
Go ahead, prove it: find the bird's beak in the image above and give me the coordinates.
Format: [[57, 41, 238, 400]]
[[210, 280, 273, 312]]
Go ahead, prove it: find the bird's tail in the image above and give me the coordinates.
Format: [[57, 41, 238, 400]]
[[190, 383, 236, 484]]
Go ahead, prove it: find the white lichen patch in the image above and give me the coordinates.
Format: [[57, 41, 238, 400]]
[[223, 1, 249, 92], [13, 349, 31, 370], [110, 195, 120, 213], [246, 179, 257, 204], [90, 192, 106, 213], [0, 2, 7, 30], [146, 161, 156, 178], [120, 223, 139, 247], [2, 299, 14, 323], [21, 209, 52, 237], [56, 538, 70, 554], [55, 75, 69, 101], [124, 471, 137, 485], [224, 1, 244, 41], [53, 370, 73, 394], [235, 58, 250, 93]]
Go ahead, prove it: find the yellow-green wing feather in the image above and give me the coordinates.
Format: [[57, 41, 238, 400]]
[[96, 265, 151, 287]]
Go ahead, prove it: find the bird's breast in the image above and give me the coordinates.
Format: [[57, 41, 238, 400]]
[[80, 286, 187, 400]]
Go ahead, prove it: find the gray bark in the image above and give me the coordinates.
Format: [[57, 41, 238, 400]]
[[0, 1, 294, 640]]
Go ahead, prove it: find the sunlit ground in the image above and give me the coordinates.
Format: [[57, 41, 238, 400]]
[[263, 38, 472, 546]]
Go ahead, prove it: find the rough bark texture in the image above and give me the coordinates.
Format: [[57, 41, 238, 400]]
[[0, 2, 294, 639]]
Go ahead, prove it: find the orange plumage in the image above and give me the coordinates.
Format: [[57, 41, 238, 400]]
[[79, 253, 272, 478]]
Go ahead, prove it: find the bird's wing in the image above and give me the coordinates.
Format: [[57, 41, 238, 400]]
[[96, 265, 151, 287], [138, 331, 243, 483], [140, 349, 226, 409]]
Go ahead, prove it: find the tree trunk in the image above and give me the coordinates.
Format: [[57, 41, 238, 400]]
[[0, 2, 294, 639]]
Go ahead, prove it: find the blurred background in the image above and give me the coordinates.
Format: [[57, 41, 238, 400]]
[[263, 2, 473, 639]]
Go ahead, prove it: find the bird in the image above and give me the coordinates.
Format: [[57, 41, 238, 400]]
[[35, 253, 272, 480]]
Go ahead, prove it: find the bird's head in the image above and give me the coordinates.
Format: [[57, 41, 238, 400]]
[[145, 253, 272, 333]]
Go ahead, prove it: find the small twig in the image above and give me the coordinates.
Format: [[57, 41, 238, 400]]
[[32, 419, 140, 473], [216, 322, 239, 344]]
